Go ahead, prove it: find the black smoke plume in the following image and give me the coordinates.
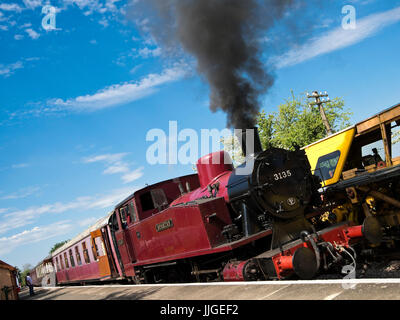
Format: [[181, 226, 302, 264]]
[[131, 0, 295, 129]]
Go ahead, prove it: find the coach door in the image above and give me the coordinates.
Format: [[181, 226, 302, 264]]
[[113, 207, 137, 266], [90, 229, 112, 279]]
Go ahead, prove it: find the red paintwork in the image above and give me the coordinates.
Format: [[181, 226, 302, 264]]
[[111, 152, 245, 277], [271, 223, 362, 279], [222, 261, 248, 281], [221, 223, 364, 281], [345, 225, 363, 239], [196, 151, 234, 188], [118, 197, 232, 268], [105, 224, 123, 278], [55, 261, 101, 283], [135, 174, 201, 219], [170, 152, 234, 207], [276, 256, 293, 272]]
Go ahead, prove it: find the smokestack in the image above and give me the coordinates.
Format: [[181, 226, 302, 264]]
[[236, 127, 263, 157]]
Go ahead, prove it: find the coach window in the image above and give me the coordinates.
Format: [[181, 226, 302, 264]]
[[69, 249, 75, 268], [59, 255, 64, 270], [95, 237, 105, 256], [64, 252, 69, 269], [55, 257, 59, 272], [82, 242, 91, 264], [75, 246, 82, 265], [92, 239, 99, 261]]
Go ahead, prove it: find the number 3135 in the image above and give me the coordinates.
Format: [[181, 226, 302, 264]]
[[274, 170, 292, 181]]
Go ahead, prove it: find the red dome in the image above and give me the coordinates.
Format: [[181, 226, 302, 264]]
[[196, 151, 234, 188]]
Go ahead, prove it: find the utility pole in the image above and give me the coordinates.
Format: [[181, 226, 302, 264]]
[[307, 91, 333, 136]]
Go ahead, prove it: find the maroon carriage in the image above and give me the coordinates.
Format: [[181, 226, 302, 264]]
[[52, 212, 123, 285]]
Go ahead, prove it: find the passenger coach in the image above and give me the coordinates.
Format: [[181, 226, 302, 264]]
[[51, 212, 122, 285]]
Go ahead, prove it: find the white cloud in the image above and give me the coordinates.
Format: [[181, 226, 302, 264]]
[[82, 152, 144, 184], [19, 23, 32, 29], [137, 47, 162, 59], [0, 186, 40, 200], [25, 28, 40, 40], [11, 163, 30, 168], [78, 216, 99, 227], [23, 0, 43, 10], [0, 61, 23, 77], [47, 65, 186, 112], [98, 17, 109, 27], [83, 152, 128, 164], [103, 164, 130, 174], [122, 167, 144, 184], [14, 34, 24, 40], [0, 187, 136, 235], [0, 221, 73, 256], [272, 6, 400, 68], [0, 3, 23, 12]]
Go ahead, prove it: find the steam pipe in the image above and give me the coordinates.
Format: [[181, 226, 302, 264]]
[[242, 202, 251, 238]]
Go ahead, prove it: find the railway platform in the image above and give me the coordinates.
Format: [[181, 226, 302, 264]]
[[19, 279, 400, 300]]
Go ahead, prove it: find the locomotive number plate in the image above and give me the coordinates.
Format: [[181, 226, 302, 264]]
[[156, 219, 174, 232], [273, 170, 292, 181]]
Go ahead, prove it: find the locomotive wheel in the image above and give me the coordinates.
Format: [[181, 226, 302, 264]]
[[292, 247, 319, 280]]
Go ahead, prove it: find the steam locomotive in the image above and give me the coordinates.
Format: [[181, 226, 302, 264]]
[[35, 128, 381, 286]]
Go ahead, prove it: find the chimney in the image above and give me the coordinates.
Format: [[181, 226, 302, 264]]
[[236, 127, 263, 157]]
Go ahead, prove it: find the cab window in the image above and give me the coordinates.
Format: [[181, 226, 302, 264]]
[[314, 150, 341, 181], [128, 201, 137, 223], [110, 212, 119, 231], [140, 192, 154, 211], [151, 189, 168, 211], [361, 141, 385, 166], [139, 189, 168, 213], [119, 207, 128, 229]]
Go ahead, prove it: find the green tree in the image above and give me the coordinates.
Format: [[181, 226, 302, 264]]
[[221, 92, 352, 164], [220, 135, 245, 166], [20, 263, 33, 287], [257, 91, 352, 150], [49, 240, 69, 255]]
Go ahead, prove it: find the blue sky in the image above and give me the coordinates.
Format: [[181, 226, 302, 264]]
[[1, 0, 400, 270]]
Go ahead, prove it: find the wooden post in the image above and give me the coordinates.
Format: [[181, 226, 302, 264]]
[[307, 91, 333, 136]]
